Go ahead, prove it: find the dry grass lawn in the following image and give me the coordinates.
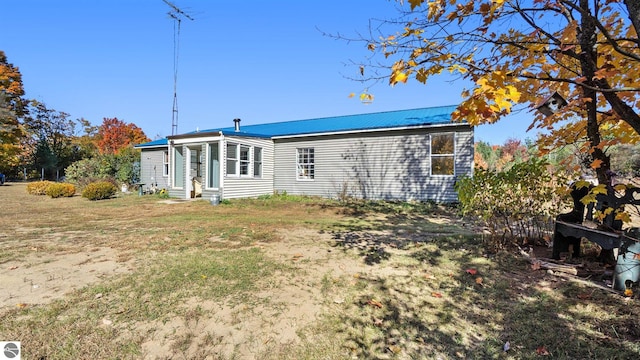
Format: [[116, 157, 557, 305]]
[[0, 182, 639, 359]]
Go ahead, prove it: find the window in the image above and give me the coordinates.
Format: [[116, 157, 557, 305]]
[[297, 148, 315, 180], [162, 151, 169, 177], [430, 133, 455, 176], [254, 147, 262, 178], [173, 146, 185, 188], [208, 143, 220, 188], [239, 145, 251, 176], [226, 143, 237, 176], [226, 143, 262, 178]]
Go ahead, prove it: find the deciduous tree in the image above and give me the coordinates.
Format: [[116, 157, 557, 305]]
[[351, 0, 640, 222], [23, 100, 78, 179], [96, 117, 149, 155], [0, 51, 27, 174]]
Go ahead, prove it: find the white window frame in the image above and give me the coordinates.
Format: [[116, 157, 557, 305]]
[[296, 148, 315, 181], [239, 145, 251, 177], [254, 147, 263, 178], [430, 132, 456, 176], [226, 142, 262, 178], [226, 143, 238, 176], [162, 150, 169, 177]]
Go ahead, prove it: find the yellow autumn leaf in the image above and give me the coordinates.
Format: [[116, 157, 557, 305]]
[[615, 211, 631, 223], [390, 71, 409, 84], [614, 184, 628, 192], [592, 184, 608, 195], [409, 0, 424, 10], [348, 93, 355, 98]]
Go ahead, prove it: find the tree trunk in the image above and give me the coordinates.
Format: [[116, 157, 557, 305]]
[[578, 0, 611, 185], [624, 0, 640, 44]]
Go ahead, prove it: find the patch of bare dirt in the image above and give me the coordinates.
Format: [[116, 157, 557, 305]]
[[1, 247, 135, 308], [136, 227, 371, 359]]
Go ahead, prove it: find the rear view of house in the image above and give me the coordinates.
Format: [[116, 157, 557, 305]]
[[136, 105, 474, 202]]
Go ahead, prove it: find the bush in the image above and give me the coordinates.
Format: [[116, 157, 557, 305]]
[[82, 181, 118, 201], [45, 182, 76, 198], [455, 158, 569, 250], [26, 181, 54, 195]]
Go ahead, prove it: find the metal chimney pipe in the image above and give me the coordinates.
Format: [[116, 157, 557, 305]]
[[233, 118, 241, 132]]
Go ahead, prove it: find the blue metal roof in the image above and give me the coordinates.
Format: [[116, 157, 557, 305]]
[[134, 138, 168, 148], [204, 105, 459, 138], [137, 105, 462, 147]]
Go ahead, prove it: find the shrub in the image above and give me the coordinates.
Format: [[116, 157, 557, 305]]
[[45, 182, 76, 198], [455, 158, 569, 250], [26, 181, 54, 195], [82, 181, 118, 201]]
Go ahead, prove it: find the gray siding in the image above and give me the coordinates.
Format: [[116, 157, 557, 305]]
[[220, 136, 275, 199], [273, 126, 473, 202], [139, 148, 169, 191]]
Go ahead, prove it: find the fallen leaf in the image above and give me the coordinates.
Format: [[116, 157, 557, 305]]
[[8, 266, 18, 270], [475, 277, 484, 285], [431, 292, 443, 298], [531, 261, 541, 271], [367, 299, 383, 308], [624, 288, 633, 297], [466, 268, 478, 275], [577, 293, 591, 300], [373, 317, 384, 327], [333, 298, 345, 304], [536, 345, 550, 356], [102, 318, 113, 326], [387, 345, 401, 354], [16, 303, 28, 309], [423, 274, 436, 280], [292, 253, 304, 261]]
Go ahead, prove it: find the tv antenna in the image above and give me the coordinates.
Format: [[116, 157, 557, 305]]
[[163, 0, 194, 136]]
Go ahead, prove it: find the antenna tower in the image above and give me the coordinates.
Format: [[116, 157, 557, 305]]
[[163, 0, 194, 136]]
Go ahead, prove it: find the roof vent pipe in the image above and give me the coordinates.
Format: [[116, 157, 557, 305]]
[[233, 118, 241, 132]]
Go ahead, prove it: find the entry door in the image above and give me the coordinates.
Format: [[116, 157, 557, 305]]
[[190, 148, 202, 179]]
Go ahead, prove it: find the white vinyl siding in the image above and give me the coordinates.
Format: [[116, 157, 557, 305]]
[[274, 126, 473, 202], [138, 148, 170, 190], [222, 137, 274, 199]]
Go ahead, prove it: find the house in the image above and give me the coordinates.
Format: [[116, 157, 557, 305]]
[[135, 105, 474, 202]]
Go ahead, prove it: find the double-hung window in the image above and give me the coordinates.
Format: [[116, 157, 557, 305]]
[[162, 150, 169, 177], [254, 147, 262, 178], [226, 143, 238, 176], [239, 145, 251, 176], [226, 143, 262, 177], [430, 133, 455, 176], [297, 148, 315, 180]]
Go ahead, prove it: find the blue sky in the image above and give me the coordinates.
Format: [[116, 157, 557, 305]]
[[3, 0, 537, 144]]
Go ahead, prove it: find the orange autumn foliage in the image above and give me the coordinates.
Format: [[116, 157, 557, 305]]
[[96, 117, 150, 155]]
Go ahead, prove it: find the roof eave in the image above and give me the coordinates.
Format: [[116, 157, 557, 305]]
[[271, 122, 470, 139]]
